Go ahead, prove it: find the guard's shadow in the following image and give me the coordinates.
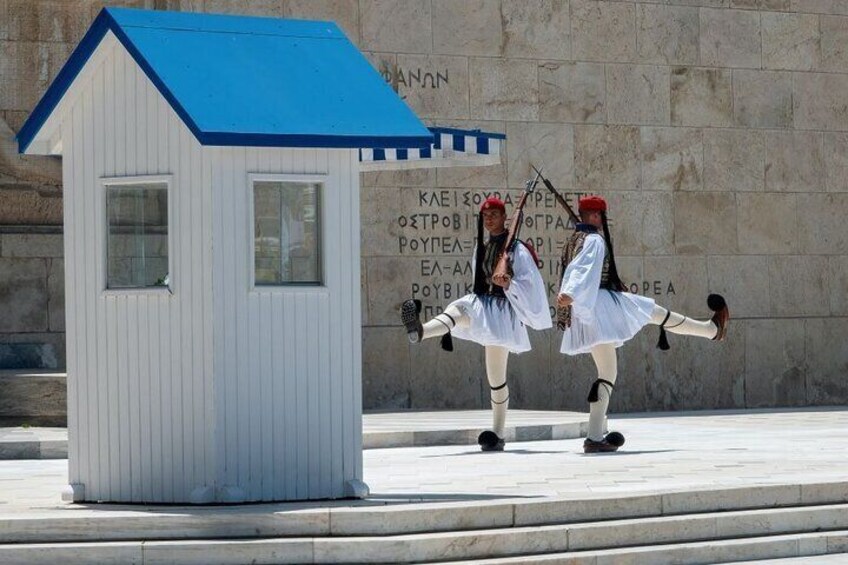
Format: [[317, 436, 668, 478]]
[[580, 449, 678, 456], [422, 449, 573, 458]]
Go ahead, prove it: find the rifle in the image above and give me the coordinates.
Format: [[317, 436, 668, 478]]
[[492, 168, 542, 284], [530, 164, 579, 226]]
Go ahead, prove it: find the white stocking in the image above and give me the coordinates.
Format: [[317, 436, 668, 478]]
[[587, 343, 617, 442], [649, 305, 717, 340], [485, 345, 509, 438], [420, 304, 469, 341]]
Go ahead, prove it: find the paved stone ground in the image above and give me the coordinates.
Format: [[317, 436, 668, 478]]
[[362, 407, 848, 500], [0, 407, 846, 515]]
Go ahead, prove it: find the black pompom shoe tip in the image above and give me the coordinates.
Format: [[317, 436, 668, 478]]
[[707, 294, 729, 342], [478, 430, 505, 452]]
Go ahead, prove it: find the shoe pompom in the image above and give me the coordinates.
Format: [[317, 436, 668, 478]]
[[478, 430, 501, 448], [605, 431, 626, 447], [707, 293, 726, 312]]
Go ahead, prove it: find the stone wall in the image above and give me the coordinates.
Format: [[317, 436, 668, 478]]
[[2, 1, 847, 411]]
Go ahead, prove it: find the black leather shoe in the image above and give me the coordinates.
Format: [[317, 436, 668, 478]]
[[583, 431, 625, 453]]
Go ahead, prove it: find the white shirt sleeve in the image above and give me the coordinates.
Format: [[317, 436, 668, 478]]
[[505, 243, 553, 330], [560, 234, 605, 319]]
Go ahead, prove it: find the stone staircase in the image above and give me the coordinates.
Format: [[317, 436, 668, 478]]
[[0, 482, 846, 563]]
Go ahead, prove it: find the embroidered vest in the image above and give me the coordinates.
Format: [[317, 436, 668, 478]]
[[556, 229, 612, 330]]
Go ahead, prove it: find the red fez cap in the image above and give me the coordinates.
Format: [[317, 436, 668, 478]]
[[578, 195, 607, 213], [480, 197, 506, 213]]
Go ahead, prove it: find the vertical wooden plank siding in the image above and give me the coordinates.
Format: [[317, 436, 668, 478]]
[[62, 46, 213, 502], [209, 146, 363, 501], [61, 43, 363, 502]]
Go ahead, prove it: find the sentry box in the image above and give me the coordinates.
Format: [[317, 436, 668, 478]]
[[18, 7, 503, 503]]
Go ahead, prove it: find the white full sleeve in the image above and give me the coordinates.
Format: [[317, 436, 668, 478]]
[[559, 234, 605, 319], [504, 243, 553, 330]]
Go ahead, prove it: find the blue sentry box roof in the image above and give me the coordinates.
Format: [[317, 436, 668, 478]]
[[18, 7, 433, 153]]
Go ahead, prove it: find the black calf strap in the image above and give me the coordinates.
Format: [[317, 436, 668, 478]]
[[657, 310, 671, 351], [587, 378, 615, 403], [490, 381, 508, 391]]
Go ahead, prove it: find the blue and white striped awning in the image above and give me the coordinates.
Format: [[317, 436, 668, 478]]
[[359, 127, 505, 171]]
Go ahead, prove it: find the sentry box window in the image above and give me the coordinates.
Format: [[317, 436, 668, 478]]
[[104, 179, 170, 290], [253, 180, 323, 286]]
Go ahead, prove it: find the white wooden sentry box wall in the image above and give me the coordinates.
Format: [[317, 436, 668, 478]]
[[58, 33, 362, 503]]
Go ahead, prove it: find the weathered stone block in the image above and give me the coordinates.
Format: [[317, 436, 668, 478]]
[[571, 0, 636, 63], [762, 12, 821, 71], [606, 64, 670, 126], [794, 73, 848, 131], [828, 255, 848, 317], [700, 8, 761, 68], [765, 131, 825, 192], [0, 1, 8, 41], [805, 318, 848, 404], [362, 327, 411, 410], [644, 256, 708, 316], [469, 58, 538, 121], [673, 193, 738, 255], [732, 70, 793, 128], [506, 122, 573, 190], [4, 0, 89, 43], [360, 0, 431, 53], [797, 193, 848, 254], [792, 0, 848, 15], [574, 125, 641, 192], [500, 0, 570, 60], [279, 0, 359, 43], [431, 0, 502, 57], [538, 62, 605, 123], [360, 186, 404, 258], [703, 129, 764, 192], [707, 256, 770, 318], [670, 67, 732, 127], [506, 330, 555, 410], [409, 337, 485, 409], [641, 127, 703, 192], [202, 0, 278, 16], [0, 258, 48, 332], [769, 256, 829, 317], [745, 320, 806, 407], [636, 4, 699, 65], [396, 54, 469, 120], [823, 132, 848, 192], [732, 0, 790, 8], [821, 15, 848, 72], [47, 258, 64, 333], [605, 192, 674, 256], [645, 320, 745, 411], [0, 233, 63, 257], [737, 193, 799, 254], [667, 0, 728, 6]]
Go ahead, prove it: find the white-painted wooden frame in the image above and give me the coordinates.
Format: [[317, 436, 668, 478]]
[[100, 174, 174, 296], [246, 172, 328, 293]]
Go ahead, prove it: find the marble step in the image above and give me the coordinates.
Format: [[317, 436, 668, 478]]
[[435, 531, 848, 565], [0, 409, 589, 459], [0, 371, 66, 427], [1, 512, 847, 564], [2, 482, 846, 544]]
